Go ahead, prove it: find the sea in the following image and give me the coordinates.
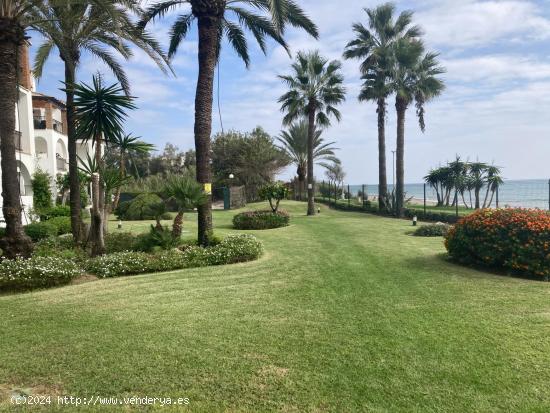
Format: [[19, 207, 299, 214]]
[[348, 179, 549, 210]]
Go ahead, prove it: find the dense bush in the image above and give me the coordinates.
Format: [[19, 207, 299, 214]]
[[104, 231, 138, 253], [413, 223, 451, 237], [47, 216, 72, 235], [233, 210, 290, 230], [31, 169, 53, 211], [115, 193, 171, 221], [24, 221, 58, 241], [0, 256, 82, 291], [133, 226, 181, 252], [445, 208, 550, 278], [87, 234, 263, 277], [39, 205, 71, 220]]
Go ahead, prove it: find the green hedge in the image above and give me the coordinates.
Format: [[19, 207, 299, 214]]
[[233, 210, 290, 230], [0, 256, 82, 291], [413, 223, 451, 237], [86, 234, 263, 277]]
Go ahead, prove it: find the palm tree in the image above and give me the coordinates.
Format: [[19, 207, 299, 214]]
[[279, 50, 346, 215], [109, 133, 155, 210], [163, 176, 207, 239], [277, 120, 339, 201], [0, 0, 44, 257], [140, 0, 318, 246], [31, 0, 169, 243], [344, 3, 421, 211], [392, 38, 445, 217], [73, 75, 136, 256]]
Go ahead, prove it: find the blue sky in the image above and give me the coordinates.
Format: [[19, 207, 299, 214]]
[[28, 0, 550, 184]]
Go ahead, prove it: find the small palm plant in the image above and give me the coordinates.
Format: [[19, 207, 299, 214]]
[[277, 120, 339, 201], [163, 176, 208, 240], [109, 133, 155, 210], [140, 0, 318, 246], [279, 50, 346, 215], [73, 75, 136, 256]]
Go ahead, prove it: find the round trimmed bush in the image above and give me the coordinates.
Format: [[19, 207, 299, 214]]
[[233, 210, 290, 230], [24, 221, 58, 241], [116, 193, 169, 221], [445, 208, 550, 278], [413, 223, 451, 237]]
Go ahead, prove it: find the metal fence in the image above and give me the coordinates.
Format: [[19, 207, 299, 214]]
[[322, 179, 550, 217]]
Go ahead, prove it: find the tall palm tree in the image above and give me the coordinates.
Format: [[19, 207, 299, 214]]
[[73, 75, 136, 256], [31, 0, 169, 243], [343, 3, 421, 211], [392, 38, 445, 217], [140, 0, 318, 246], [0, 0, 45, 257], [279, 50, 346, 215], [277, 120, 339, 201], [109, 133, 154, 210]]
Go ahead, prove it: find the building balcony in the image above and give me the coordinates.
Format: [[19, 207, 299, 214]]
[[34, 116, 46, 129], [53, 119, 63, 133], [56, 157, 67, 171]]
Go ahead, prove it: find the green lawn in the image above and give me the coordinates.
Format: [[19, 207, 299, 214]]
[[1, 201, 549, 412]]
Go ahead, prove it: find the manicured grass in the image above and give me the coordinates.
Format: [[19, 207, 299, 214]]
[[1, 201, 549, 412]]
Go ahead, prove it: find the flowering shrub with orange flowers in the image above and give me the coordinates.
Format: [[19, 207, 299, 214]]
[[445, 208, 550, 278]]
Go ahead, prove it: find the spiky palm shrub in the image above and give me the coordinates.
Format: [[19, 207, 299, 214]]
[[277, 120, 339, 201], [278, 51, 346, 215], [31, 0, 169, 243], [344, 3, 421, 211], [73, 75, 136, 256], [140, 0, 318, 245]]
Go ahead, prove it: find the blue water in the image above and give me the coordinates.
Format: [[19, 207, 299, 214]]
[[348, 179, 549, 209]]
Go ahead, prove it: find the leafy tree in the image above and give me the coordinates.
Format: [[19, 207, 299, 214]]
[[393, 38, 445, 216], [279, 50, 346, 215], [31, 0, 169, 243], [73, 75, 136, 256], [31, 169, 53, 211], [277, 120, 339, 201], [140, 0, 318, 246], [163, 176, 207, 239], [344, 3, 421, 211], [324, 161, 346, 199], [258, 182, 288, 213], [212, 127, 289, 201]]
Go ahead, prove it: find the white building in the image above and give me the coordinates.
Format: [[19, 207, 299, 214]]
[[0, 44, 92, 225]]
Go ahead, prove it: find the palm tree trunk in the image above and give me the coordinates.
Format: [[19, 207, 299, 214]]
[[475, 187, 481, 209], [63, 58, 83, 243], [377, 98, 388, 211], [482, 185, 491, 208], [306, 101, 316, 216], [395, 97, 407, 218], [112, 151, 125, 210], [194, 14, 219, 246], [0, 20, 33, 258], [172, 210, 184, 239], [91, 140, 105, 256]]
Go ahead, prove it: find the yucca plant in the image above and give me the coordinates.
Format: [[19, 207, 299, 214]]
[[140, 0, 318, 245], [73, 75, 136, 256]]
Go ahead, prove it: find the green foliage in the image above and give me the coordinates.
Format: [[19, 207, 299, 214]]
[[163, 176, 207, 211], [86, 235, 263, 278], [31, 169, 53, 211], [117, 193, 167, 220], [0, 257, 82, 291], [47, 216, 72, 235], [39, 205, 71, 220], [134, 226, 181, 252], [258, 182, 289, 212], [24, 221, 58, 242], [233, 210, 290, 230], [104, 232, 138, 254], [445, 209, 550, 278], [413, 223, 451, 237]]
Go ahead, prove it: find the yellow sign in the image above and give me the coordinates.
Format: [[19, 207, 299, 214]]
[[204, 183, 212, 194]]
